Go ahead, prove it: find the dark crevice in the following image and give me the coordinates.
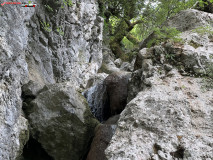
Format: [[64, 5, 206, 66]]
[[170, 146, 185, 158], [22, 137, 54, 160], [153, 143, 162, 154]]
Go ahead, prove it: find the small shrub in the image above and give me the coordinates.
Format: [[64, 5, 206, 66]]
[[192, 25, 213, 35], [201, 62, 213, 91], [165, 53, 175, 61], [147, 27, 182, 48], [61, 0, 73, 8], [40, 21, 52, 32], [44, 5, 54, 12], [188, 40, 201, 49], [56, 26, 64, 36]]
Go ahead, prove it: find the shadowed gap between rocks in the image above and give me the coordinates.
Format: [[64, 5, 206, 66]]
[[21, 82, 53, 160], [83, 72, 130, 160], [83, 72, 131, 123], [21, 137, 54, 160]]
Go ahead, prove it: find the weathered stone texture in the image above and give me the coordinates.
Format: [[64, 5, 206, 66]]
[[0, 0, 103, 159], [106, 9, 213, 160], [26, 82, 99, 160]]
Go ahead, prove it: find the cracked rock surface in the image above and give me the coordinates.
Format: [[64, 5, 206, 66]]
[[105, 9, 213, 160], [0, 0, 103, 159]]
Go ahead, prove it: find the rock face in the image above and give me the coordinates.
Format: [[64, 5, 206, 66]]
[[106, 75, 213, 159], [98, 47, 120, 74], [104, 72, 131, 115], [83, 73, 109, 122], [86, 115, 119, 160], [106, 9, 213, 159], [84, 71, 131, 122], [0, 4, 33, 160], [0, 0, 103, 159], [25, 82, 99, 160], [166, 9, 213, 32], [25, 0, 103, 87]]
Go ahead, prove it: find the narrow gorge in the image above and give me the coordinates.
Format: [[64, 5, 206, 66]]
[[0, 0, 213, 160]]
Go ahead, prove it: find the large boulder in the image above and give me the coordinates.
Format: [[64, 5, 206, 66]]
[[130, 9, 213, 102], [104, 72, 131, 115], [25, 82, 99, 160], [166, 9, 213, 32], [106, 74, 213, 159]]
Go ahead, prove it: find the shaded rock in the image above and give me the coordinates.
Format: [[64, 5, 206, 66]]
[[120, 62, 134, 72], [21, 137, 53, 160], [86, 115, 120, 160], [114, 58, 122, 67], [104, 115, 120, 125], [83, 74, 110, 122], [85, 73, 108, 89], [98, 47, 120, 74], [104, 72, 131, 115], [26, 82, 99, 160], [21, 80, 44, 98], [193, 0, 213, 13]]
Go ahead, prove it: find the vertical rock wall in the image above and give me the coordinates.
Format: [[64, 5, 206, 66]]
[[0, 0, 103, 159]]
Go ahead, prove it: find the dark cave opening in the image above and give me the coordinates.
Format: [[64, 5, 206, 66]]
[[21, 137, 53, 160]]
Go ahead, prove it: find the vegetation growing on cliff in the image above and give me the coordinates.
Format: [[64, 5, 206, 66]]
[[99, 0, 213, 60]]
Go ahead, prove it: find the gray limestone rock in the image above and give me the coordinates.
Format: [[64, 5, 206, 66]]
[[106, 9, 213, 160], [26, 82, 99, 160], [106, 74, 213, 160], [104, 72, 131, 115], [83, 73, 109, 122], [0, 0, 103, 159], [166, 9, 213, 32], [86, 115, 120, 160], [114, 58, 122, 67]]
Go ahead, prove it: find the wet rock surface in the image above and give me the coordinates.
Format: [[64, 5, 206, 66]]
[[83, 75, 109, 122]]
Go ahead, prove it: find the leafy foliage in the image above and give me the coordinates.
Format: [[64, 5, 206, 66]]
[[99, 0, 199, 59], [56, 26, 64, 36], [192, 25, 213, 35], [61, 0, 73, 8], [146, 27, 182, 48], [40, 21, 52, 32], [44, 4, 54, 12]]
